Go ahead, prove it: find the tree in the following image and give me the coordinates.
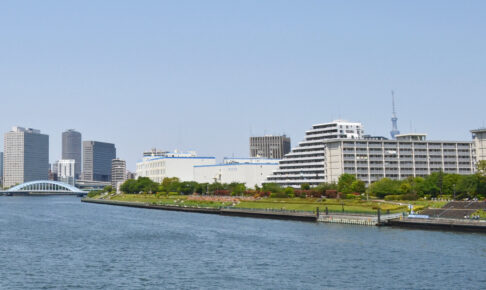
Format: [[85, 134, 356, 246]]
[[208, 182, 224, 194], [228, 183, 246, 196], [262, 183, 282, 193], [421, 173, 441, 197], [368, 178, 401, 198], [103, 185, 113, 193], [179, 181, 198, 195], [161, 177, 181, 193], [120, 179, 138, 194], [314, 182, 337, 195], [350, 180, 366, 194], [443, 174, 461, 195], [301, 183, 310, 190], [477, 160, 486, 176], [456, 174, 479, 199], [136, 177, 159, 193], [337, 173, 357, 194], [284, 187, 295, 197]]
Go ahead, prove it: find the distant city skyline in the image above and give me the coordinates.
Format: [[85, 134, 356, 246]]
[[1, 1, 486, 170]]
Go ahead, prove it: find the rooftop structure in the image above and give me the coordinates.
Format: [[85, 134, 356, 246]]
[[395, 133, 427, 142]]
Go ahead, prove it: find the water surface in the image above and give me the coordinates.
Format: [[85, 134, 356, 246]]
[[0, 196, 485, 289]]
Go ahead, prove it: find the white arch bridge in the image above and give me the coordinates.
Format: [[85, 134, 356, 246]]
[[1, 180, 86, 196]]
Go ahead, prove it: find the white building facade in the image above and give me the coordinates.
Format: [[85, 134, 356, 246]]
[[323, 134, 474, 184], [111, 159, 127, 191], [57, 159, 76, 186], [136, 150, 216, 183], [268, 120, 477, 187], [193, 158, 279, 187], [471, 128, 486, 166], [267, 120, 364, 187]]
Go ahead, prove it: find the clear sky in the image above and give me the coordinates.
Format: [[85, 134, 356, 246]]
[[1, 0, 485, 170]]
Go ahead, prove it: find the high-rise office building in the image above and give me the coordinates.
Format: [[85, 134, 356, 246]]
[[82, 141, 116, 182], [57, 159, 76, 186], [250, 135, 291, 159], [3, 126, 49, 187], [62, 129, 82, 179], [111, 159, 127, 190]]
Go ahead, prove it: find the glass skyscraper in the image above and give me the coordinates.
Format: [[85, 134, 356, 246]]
[[82, 141, 116, 182]]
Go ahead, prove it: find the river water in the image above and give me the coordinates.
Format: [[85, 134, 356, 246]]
[[0, 196, 485, 289]]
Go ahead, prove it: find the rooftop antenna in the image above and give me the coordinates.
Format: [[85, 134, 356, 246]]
[[390, 90, 400, 139]]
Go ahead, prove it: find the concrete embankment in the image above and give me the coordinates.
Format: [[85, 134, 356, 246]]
[[386, 217, 486, 233], [81, 198, 317, 222]]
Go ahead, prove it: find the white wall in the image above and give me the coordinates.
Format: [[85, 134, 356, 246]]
[[193, 163, 279, 188]]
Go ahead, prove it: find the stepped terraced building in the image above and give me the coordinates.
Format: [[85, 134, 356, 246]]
[[267, 120, 364, 187], [268, 121, 482, 188]]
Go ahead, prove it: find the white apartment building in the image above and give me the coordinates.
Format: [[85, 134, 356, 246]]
[[136, 150, 216, 182], [193, 157, 279, 187], [472, 128, 486, 166], [111, 159, 127, 191], [267, 120, 364, 187], [57, 159, 76, 186], [268, 121, 480, 187], [323, 134, 474, 184]]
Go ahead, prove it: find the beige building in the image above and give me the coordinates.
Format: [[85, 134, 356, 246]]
[[471, 128, 486, 166], [3, 127, 49, 187]]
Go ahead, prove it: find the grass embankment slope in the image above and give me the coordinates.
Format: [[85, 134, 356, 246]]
[[92, 194, 446, 214]]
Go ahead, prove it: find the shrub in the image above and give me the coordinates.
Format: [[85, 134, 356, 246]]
[[345, 193, 361, 200], [384, 193, 419, 201], [384, 195, 402, 201], [325, 190, 338, 198], [270, 192, 289, 198]]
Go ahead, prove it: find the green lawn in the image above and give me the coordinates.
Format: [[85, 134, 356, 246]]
[[92, 194, 447, 214], [235, 198, 407, 214]]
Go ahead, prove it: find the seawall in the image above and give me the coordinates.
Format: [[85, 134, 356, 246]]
[[81, 198, 317, 222], [386, 217, 486, 233]]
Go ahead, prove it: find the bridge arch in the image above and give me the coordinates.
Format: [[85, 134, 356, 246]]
[[7, 180, 85, 194]]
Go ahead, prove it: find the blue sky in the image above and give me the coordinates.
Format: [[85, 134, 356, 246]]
[[1, 0, 485, 170]]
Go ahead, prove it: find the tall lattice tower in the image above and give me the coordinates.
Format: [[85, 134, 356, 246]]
[[390, 91, 400, 139]]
